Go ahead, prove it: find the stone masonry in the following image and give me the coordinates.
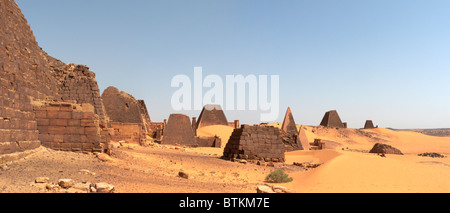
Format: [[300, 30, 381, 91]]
[[223, 125, 285, 162], [35, 101, 106, 153]]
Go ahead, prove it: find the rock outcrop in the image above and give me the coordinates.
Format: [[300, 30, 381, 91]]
[[369, 143, 403, 155]]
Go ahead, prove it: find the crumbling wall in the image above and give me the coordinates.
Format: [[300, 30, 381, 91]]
[[0, 0, 113, 158], [57, 63, 108, 125], [196, 136, 221, 148], [0, 0, 60, 156], [35, 102, 106, 153], [223, 125, 285, 162], [101, 86, 152, 145], [110, 122, 144, 144]]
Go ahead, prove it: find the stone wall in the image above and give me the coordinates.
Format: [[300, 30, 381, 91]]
[[0, 0, 60, 156], [35, 102, 106, 153], [110, 122, 144, 144], [223, 125, 285, 162], [0, 0, 112, 158], [57, 63, 108, 125], [196, 136, 221, 148]]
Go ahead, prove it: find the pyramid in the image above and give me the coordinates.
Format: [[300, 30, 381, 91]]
[[161, 114, 197, 146], [320, 110, 345, 128], [297, 126, 311, 150], [364, 120, 375, 129], [281, 107, 298, 136], [196, 104, 228, 129]]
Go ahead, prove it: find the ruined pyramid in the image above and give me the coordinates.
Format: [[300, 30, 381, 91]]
[[196, 104, 228, 129], [161, 114, 197, 146]]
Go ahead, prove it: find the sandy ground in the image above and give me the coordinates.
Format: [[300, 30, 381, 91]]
[[0, 143, 294, 193], [1, 124, 450, 193]]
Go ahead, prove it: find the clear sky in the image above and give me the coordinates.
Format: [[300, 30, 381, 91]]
[[17, 0, 450, 129]]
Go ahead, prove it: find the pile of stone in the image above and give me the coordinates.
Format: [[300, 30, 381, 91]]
[[256, 185, 292, 193], [293, 162, 322, 170], [418, 152, 446, 158], [34, 177, 114, 193], [369, 143, 403, 155]]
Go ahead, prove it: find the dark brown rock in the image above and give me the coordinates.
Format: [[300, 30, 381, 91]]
[[369, 143, 403, 155]]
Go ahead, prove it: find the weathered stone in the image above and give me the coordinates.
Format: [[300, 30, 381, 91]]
[[256, 185, 275, 193], [272, 185, 292, 193], [178, 171, 189, 179], [95, 182, 115, 193], [96, 153, 112, 162], [162, 114, 197, 146], [58, 179, 75, 189], [35, 177, 50, 184], [369, 143, 403, 155], [73, 182, 91, 193]]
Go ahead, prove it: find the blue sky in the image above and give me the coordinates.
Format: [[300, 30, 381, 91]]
[[17, 0, 450, 128]]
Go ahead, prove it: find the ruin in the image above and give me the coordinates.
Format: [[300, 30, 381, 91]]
[[364, 120, 376, 129], [281, 107, 298, 136], [320, 110, 346, 128], [223, 125, 285, 162], [0, 0, 114, 159], [101, 86, 151, 144], [297, 126, 311, 151], [195, 104, 228, 130], [196, 136, 221, 148], [369, 143, 403, 155], [279, 107, 306, 151], [161, 114, 197, 146], [35, 101, 108, 153], [310, 139, 326, 150]]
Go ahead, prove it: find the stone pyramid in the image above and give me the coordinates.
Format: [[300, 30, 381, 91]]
[[281, 107, 299, 136], [297, 126, 311, 151], [364, 120, 375, 129], [196, 104, 228, 129], [320, 110, 345, 128], [161, 114, 197, 146]]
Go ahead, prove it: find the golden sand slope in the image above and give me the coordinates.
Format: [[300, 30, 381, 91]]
[[196, 125, 234, 148], [285, 150, 450, 193], [268, 122, 450, 193]]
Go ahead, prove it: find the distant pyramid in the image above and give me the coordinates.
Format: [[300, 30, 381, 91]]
[[320, 110, 346, 128], [196, 104, 228, 129], [281, 107, 298, 136], [298, 126, 311, 151], [162, 114, 197, 146], [364, 120, 375, 129]]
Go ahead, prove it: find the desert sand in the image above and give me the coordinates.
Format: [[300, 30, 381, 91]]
[[199, 123, 450, 193], [1, 124, 449, 193]]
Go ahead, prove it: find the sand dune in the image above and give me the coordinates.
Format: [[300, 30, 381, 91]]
[[264, 123, 450, 193], [193, 123, 450, 193], [196, 125, 234, 148], [285, 150, 450, 193]]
